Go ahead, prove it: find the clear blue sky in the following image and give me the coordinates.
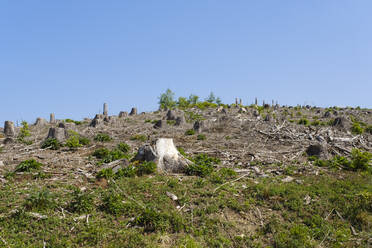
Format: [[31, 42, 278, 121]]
[[1, 1, 371, 125]]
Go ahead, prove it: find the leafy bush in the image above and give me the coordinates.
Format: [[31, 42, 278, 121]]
[[348, 149, 372, 171], [115, 165, 137, 178], [101, 191, 125, 216], [177, 97, 190, 109], [65, 131, 90, 149], [298, 118, 309, 126], [310, 120, 320, 126], [185, 154, 221, 177], [197, 134, 206, 140], [274, 224, 314, 248], [135, 208, 185, 233], [92, 148, 110, 159], [184, 111, 204, 122], [41, 138, 61, 150], [94, 133, 112, 142], [310, 149, 371, 172], [136, 161, 157, 176], [24, 189, 56, 210], [15, 159, 43, 172], [193, 153, 221, 167], [65, 134, 82, 149], [17, 121, 32, 145], [79, 136, 91, 146], [117, 142, 130, 153], [92, 148, 126, 164], [69, 188, 95, 213], [18, 121, 31, 139], [351, 122, 364, 134], [185, 129, 195, 136], [65, 119, 83, 125], [130, 134, 147, 142], [96, 168, 114, 179], [194, 101, 218, 110]]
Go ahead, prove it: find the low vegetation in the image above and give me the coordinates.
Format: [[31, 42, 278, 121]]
[[309, 148, 372, 172], [15, 159, 43, 172], [94, 133, 112, 142]]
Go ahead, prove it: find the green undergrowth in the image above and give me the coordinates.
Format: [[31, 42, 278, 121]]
[[65, 119, 83, 125], [92, 142, 132, 165], [309, 148, 371, 172], [0, 167, 370, 247]]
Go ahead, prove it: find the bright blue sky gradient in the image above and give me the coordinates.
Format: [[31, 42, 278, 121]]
[[1, 1, 371, 124]]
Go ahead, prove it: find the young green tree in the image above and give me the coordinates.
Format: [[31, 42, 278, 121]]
[[188, 94, 199, 105], [206, 92, 216, 103], [177, 97, 189, 109], [159, 89, 176, 110]]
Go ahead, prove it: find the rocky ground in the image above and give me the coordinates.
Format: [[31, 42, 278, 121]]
[[0, 104, 371, 247]]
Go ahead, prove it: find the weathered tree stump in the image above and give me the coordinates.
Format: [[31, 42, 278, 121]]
[[134, 138, 192, 173], [103, 103, 108, 116], [46, 127, 67, 142], [4, 121, 15, 137], [118, 111, 128, 118], [129, 108, 137, 116], [35, 118, 47, 126], [166, 110, 176, 120], [50, 113, 56, 124], [154, 120, 167, 129]]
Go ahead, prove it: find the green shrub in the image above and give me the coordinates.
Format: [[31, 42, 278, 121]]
[[17, 121, 32, 145], [136, 161, 157, 176], [92, 147, 126, 164], [117, 142, 130, 153], [101, 191, 125, 216], [69, 188, 95, 213], [96, 168, 114, 179], [348, 149, 372, 171], [130, 134, 147, 142], [197, 134, 206, 140], [177, 147, 186, 157], [18, 121, 31, 139], [94, 133, 112, 142], [65, 119, 83, 125], [135, 208, 184, 233], [184, 111, 204, 122], [185, 129, 195, 136], [24, 189, 56, 210], [166, 120, 176, 125], [177, 96, 190, 109], [185, 154, 221, 177], [78, 136, 91, 146], [145, 119, 157, 124], [298, 118, 309, 126], [41, 138, 61, 150], [65, 134, 82, 149], [92, 148, 110, 159], [309, 149, 371, 172], [310, 120, 320, 126], [193, 101, 218, 110], [193, 153, 221, 167], [115, 165, 137, 178], [15, 159, 43, 172], [65, 131, 90, 149], [351, 122, 364, 134], [274, 224, 314, 248]]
